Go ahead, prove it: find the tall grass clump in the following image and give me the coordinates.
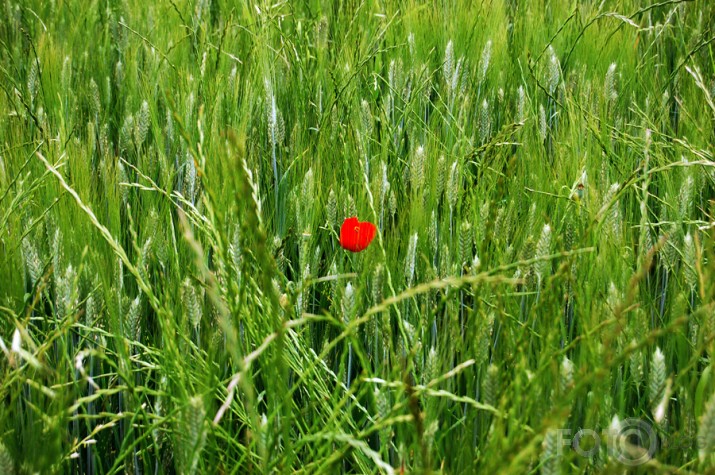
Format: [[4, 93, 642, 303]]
[[1, 0, 715, 473]]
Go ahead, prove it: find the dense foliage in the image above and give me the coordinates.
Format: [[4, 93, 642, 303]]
[[1, 0, 715, 473]]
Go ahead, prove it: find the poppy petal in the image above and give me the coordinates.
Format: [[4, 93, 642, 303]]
[[339, 217, 376, 252]]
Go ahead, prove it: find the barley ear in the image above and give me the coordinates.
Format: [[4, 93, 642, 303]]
[[648, 347, 666, 408], [540, 429, 562, 475]]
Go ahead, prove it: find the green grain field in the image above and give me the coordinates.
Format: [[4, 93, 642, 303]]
[[1, 0, 715, 473]]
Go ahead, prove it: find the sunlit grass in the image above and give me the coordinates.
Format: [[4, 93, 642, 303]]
[[1, 0, 715, 473]]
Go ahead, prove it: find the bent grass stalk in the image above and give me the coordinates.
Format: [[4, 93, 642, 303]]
[[2, 4, 715, 472]]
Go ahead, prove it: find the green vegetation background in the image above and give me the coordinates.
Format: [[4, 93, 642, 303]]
[[1, 0, 715, 473]]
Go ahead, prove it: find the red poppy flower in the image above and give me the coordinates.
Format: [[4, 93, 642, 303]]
[[339, 217, 377, 252]]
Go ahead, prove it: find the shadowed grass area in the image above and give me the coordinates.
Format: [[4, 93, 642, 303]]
[[1, 0, 715, 473]]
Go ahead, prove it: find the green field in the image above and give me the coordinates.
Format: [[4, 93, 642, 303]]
[[1, 0, 715, 473]]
